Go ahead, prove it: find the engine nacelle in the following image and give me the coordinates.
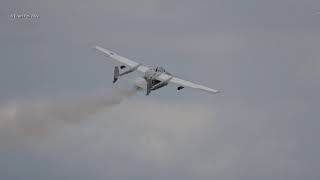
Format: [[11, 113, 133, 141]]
[[177, 86, 184, 90]]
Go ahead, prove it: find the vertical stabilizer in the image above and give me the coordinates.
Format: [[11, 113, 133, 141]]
[[113, 66, 120, 83], [146, 79, 152, 96]]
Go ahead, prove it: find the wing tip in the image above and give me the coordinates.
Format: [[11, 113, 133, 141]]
[[94, 46, 114, 57], [94, 45, 102, 50], [94, 46, 104, 53], [197, 86, 220, 95], [210, 89, 221, 94], [200, 87, 220, 94]]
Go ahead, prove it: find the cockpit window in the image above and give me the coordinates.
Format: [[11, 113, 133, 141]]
[[156, 67, 166, 72]]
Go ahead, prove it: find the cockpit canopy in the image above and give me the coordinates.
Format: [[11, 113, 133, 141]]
[[145, 66, 171, 79], [154, 66, 166, 72]]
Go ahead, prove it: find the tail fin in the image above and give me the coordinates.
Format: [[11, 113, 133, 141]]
[[113, 66, 120, 83], [146, 79, 152, 96]]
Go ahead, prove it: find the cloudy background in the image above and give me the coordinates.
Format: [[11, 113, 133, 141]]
[[0, 0, 320, 179]]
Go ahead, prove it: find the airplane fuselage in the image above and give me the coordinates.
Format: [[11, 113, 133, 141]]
[[133, 66, 172, 94]]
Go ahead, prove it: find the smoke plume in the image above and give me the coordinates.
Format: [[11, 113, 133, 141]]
[[0, 85, 139, 138]]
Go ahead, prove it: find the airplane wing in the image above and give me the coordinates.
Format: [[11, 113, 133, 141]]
[[95, 46, 150, 73], [156, 73, 220, 94], [95, 46, 219, 94]]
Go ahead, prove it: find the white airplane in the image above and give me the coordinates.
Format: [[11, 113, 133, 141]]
[[95, 46, 220, 96]]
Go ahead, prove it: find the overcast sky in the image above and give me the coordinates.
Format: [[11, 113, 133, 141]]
[[0, 0, 320, 180]]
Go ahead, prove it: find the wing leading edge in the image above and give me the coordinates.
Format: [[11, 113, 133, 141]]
[[156, 73, 220, 94], [95, 46, 149, 73]]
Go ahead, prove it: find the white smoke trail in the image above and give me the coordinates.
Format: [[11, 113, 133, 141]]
[[0, 85, 139, 138]]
